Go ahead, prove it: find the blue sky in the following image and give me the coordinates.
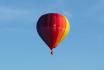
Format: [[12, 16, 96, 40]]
[[0, 0, 104, 70]]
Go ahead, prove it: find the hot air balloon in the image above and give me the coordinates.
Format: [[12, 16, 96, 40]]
[[36, 13, 70, 55]]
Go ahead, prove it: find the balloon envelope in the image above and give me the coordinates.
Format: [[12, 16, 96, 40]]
[[36, 13, 70, 54]]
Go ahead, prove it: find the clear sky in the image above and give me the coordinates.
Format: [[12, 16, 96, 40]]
[[0, 0, 104, 70]]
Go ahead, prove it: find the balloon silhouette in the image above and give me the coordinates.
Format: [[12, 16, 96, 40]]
[[36, 13, 70, 55]]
